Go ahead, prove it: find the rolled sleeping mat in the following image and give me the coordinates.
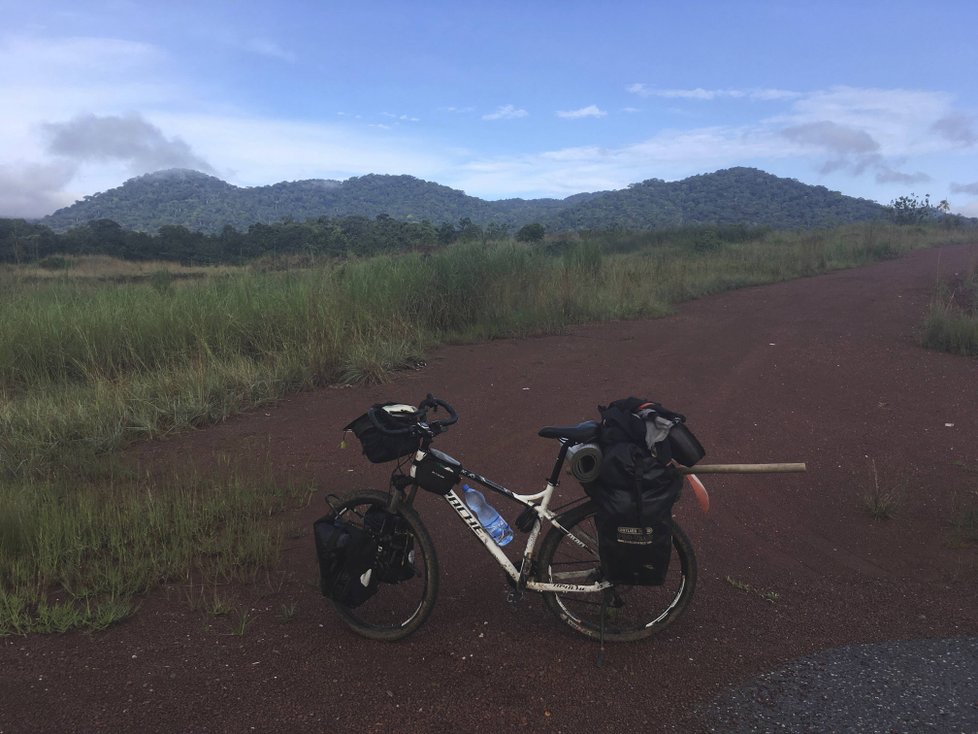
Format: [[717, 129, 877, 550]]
[[566, 443, 602, 483]]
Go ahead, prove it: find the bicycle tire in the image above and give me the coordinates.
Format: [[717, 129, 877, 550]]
[[329, 490, 439, 641], [537, 500, 696, 642]]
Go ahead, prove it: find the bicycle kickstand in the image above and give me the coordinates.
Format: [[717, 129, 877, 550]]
[[596, 588, 609, 668]]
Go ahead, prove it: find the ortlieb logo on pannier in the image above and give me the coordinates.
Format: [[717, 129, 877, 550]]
[[584, 397, 705, 586], [615, 525, 657, 544]]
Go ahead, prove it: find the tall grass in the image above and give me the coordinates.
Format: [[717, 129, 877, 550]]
[[2, 224, 974, 480], [921, 258, 978, 356], [0, 464, 310, 634]]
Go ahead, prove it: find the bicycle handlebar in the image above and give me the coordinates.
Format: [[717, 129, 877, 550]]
[[418, 394, 458, 429]]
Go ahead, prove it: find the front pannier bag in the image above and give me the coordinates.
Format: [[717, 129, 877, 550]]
[[313, 513, 380, 607], [344, 403, 420, 463]]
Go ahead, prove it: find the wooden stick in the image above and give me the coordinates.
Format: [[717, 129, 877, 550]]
[[678, 463, 807, 474]]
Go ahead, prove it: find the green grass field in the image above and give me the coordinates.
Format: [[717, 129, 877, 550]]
[[922, 257, 978, 356]]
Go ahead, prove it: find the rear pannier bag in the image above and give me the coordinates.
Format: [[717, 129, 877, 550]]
[[582, 397, 700, 586], [344, 402, 420, 463], [411, 448, 462, 495], [585, 441, 682, 586], [313, 513, 380, 607]]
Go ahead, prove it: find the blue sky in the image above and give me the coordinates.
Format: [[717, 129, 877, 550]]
[[2, 0, 978, 219]]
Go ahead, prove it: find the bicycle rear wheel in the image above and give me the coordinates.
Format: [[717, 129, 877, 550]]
[[329, 490, 438, 641], [537, 500, 696, 642]]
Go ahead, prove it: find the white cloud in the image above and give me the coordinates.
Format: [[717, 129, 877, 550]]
[[0, 34, 200, 211], [450, 126, 793, 198], [874, 166, 930, 184], [780, 120, 881, 176], [769, 86, 970, 183], [931, 113, 977, 147], [958, 200, 978, 217], [951, 181, 978, 195], [451, 86, 976, 200], [482, 105, 528, 120], [0, 35, 164, 82], [383, 112, 421, 123], [627, 84, 800, 101], [781, 121, 879, 155], [0, 35, 179, 127], [243, 38, 297, 63], [43, 113, 215, 173], [556, 105, 607, 119], [153, 113, 450, 187], [782, 87, 954, 155], [0, 160, 77, 218]]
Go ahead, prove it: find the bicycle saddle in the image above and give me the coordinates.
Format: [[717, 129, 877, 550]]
[[537, 420, 600, 442]]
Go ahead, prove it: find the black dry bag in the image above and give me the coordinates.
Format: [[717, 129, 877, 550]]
[[363, 507, 417, 583], [313, 513, 380, 607]]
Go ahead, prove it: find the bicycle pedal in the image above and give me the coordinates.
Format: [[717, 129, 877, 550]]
[[505, 587, 523, 605]]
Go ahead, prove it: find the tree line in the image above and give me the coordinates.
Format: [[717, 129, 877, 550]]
[[0, 215, 550, 265]]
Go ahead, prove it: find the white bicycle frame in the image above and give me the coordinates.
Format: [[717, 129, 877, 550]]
[[411, 448, 613, 595]]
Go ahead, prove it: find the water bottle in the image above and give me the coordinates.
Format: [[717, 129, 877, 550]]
[[462, 484, 513, 546]]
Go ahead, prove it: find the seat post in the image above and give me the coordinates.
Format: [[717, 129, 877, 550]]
[[547, 441, 572, 486]]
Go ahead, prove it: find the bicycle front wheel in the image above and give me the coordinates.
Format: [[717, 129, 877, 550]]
[[329, 490, 438, 641], [537, 500, 696, 642]]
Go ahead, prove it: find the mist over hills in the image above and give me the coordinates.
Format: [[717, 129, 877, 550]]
[[40, 167, 888, 234]]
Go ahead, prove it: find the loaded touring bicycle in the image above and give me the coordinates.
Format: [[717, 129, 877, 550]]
[[315, 394, 728, 645]]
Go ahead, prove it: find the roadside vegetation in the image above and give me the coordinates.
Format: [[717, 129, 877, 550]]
[[1, 221, 974, 634], [861, 458, 902, 521], [0, 462, 311, 634], [922, 256, 978, 356]]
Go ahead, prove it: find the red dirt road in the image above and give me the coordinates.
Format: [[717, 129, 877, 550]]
[[3, 244, 978, 733]]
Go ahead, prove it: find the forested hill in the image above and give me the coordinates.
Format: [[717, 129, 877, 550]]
[[40, 167, 887, 233], [550, 168, 887, 230]]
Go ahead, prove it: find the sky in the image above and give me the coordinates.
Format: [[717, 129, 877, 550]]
[[2, 0, 978, 219]]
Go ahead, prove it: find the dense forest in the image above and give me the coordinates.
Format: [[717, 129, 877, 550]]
[[0, 214, 500, 265], [39, 167, 889, 234], [548, 168, 888, 230]]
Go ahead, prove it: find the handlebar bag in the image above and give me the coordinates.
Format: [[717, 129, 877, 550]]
[[344, 402, 420, 463], [313, 513, 380, 607]]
